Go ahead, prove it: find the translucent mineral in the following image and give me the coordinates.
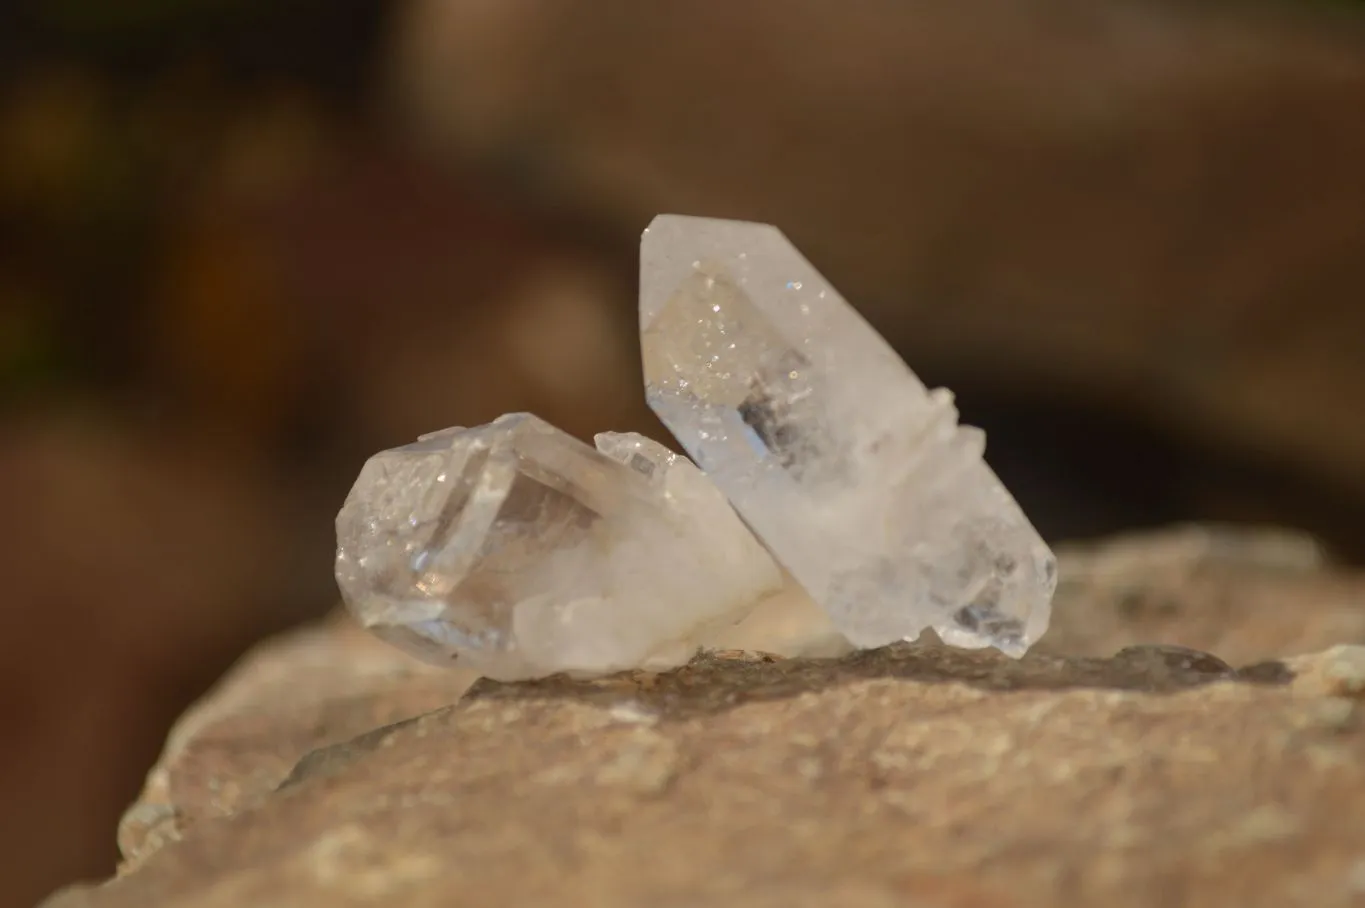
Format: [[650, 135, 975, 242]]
[[594, 431, 848, 658], [640, 214, 1057, 656], [334, 413, 787, 680]]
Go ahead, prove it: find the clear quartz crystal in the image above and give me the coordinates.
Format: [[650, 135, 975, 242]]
[[334, 413, 786, 680], [640, 214, 1056, 656], [594, 431, 847, 657]]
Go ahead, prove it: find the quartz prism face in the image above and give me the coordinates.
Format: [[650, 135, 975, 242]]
[[640, 214, 1057, 656], [595, 431, 846, 658], [335, 414, 784, 680]]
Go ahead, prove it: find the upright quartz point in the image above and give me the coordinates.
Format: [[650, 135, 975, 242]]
[[640, 214, 1057, 656], [335, 413, 784, 680]]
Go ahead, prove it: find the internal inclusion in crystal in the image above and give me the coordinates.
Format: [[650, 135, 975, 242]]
[[737, 348, 824, 474], [645, 268, 843, 484], [640, 214, 1056, 656]]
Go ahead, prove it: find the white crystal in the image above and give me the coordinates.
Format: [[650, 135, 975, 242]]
[[335, 413, 785, 680], [594, 431, 847, 658], [640, 214, 1056, 656]]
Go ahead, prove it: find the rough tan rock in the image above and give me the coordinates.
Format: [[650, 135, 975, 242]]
[[45, 526, 1365, 907], [1044, 524, 1365, 663], [113, 614, 478, 873]]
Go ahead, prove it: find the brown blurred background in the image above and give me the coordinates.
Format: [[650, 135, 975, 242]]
[[3, 0, 1365, 904]]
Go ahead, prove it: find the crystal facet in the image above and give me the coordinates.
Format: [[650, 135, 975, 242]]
[[335, 413, 785, 680], [641, 214, 1056, 656], [594, 430, 847, 658]]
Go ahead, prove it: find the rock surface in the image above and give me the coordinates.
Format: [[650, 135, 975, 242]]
[[1039, 524, 1365, 663], [44, 526, 1365, 907]]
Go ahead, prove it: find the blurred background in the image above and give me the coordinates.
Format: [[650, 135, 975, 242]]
[[3, 0, 1365, 904]]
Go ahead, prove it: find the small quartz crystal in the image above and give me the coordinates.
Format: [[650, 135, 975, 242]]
[[641, 214, 1056, 655], [334, 413, 787, 680]]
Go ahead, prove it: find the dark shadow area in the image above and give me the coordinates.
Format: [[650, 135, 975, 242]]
[[455, 643, 1293, 723], [948, 383, 1365, 562]]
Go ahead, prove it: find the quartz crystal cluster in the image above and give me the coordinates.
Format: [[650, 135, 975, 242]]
[[335, 214, 1056, 679], [335, 414, 801, 680]]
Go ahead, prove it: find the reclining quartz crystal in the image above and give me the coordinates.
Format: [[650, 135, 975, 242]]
[[335, 414, 821, 680]]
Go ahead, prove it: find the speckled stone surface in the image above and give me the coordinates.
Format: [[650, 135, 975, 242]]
[[44, 526, 1365, 908]]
